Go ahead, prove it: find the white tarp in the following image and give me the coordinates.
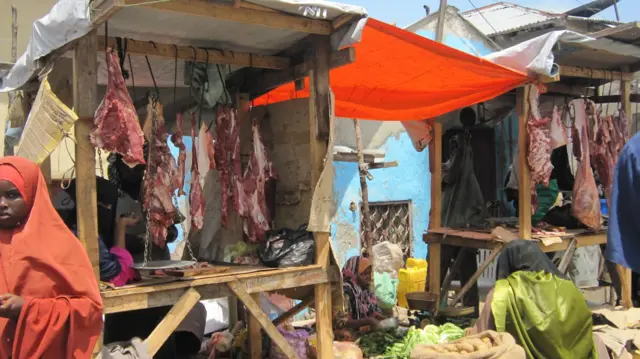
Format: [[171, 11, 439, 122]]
[[0, 0, 367, 93], [484, 30, 640, 77]]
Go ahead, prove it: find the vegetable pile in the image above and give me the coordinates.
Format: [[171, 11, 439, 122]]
[[381, 323, 465, 359], [414, 335, 497, 355], [357, 330, 402, 358]]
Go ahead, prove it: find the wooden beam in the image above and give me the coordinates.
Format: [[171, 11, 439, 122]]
[[272, 295, 315, 327], [537, 73, 560, 83], [229, 283, 301, 359], [90, 0, 124, 25], [99, 37, 291, 70], [355, 119, 373, 256], [450, 245, 504, 307], [368, 161, 398, 169], [429, 123, 442, 229], [248, 47, 355, 98], [435, 0, 447, 43], [249, 293, 262, 359], [590, 22, 640, 39], [332, 14, 356, 30], [145, 288, 201, 356], [559, 66, 633, 81], [548, 83, 595, 97], [622, 79, 633, 135], [517, 86, 532, 239], [126, 0, 332, 35], [591, 94, 640, 104], [73, 32, 100, 278]]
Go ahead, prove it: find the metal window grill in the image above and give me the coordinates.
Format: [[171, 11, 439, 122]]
[[360, 201, 413, 258]]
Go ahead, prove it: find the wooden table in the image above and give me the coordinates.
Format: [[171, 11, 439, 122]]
[[99, 265, 338, 358], [423, 227, 608, 311]]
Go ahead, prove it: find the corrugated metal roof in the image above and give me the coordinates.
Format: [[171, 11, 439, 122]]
[[461, 2, 562, 35]]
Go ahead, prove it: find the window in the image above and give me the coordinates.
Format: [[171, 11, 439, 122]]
[[360, 200, 413, 258]]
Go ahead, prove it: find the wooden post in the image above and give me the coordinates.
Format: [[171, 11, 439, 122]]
[[517, 86, 532, 239], [619, 76, 633, 308], [249, 293, 262, 359], [73, 32, 100, 278], [435, 0, 447, 43], [429, 123, 442, 229], [353, 119, 372, 256], [309, 36, 334, 359], [5, 5, 18, 157]]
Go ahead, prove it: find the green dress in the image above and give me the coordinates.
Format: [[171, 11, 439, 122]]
[[491, 271, 597, 359]]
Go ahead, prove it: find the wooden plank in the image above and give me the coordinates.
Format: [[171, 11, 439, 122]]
[[559, 66, 633, 81], [622, 79, 633, 135], [548, 83, 595, 97], [427, 242, 441, 297], [246, 47, 355, 97], [537, 73, 560, 83], [450, 244, 504, 307], [273, 295, 315, 327], [517, 86, 532, 239], [73, 32, 100, 279], [368, 161, 398, 169], [429, 123, 443, 229], [617, 264, 633, 309], [90, 0, 125, 25], [309, 36, 331, 140], [126, 0, 332, 35], [333, 150, 381, 164], [332, 14, 356, 30], [99, 37, 290, 70], [249, 293, 262, 359], [557, 238, 577, 273], [355, 119, 373, 256], [592, 94, 640, 104], [229, 282, 301, 359], [439, 248, 465, 306], [590, 22, 640, 39], [144, 288, 201, 356]]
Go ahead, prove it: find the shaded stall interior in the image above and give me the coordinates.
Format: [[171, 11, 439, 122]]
[[425, 26, 640, 314], [7, 0, 369, 357]]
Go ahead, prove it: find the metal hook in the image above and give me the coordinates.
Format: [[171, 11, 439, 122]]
[[149, 40, 157, 49], [198, 47, 211, 128], [187, 46, 198, 107]]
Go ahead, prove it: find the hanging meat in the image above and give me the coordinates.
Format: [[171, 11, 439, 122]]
[[214, 106, 243, 228], [190, 114, 205, 231], [242, 120, 278, 242], [91, 49, 145, 165], [171, 113, 187, 196], [527, 85, 553, 188], [196, 123, 215, 187], [593, 115, 615, 206], [205, 128, 216, 170], [548, 106, 568, 150], [143, 99, 179, 247], [571, 100, 601, 230]]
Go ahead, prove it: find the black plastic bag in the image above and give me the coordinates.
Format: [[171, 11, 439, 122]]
[[259, 225, 315, 268]]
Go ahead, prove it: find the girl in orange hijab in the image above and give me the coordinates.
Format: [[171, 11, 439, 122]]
[[0, 157, 103, 358]]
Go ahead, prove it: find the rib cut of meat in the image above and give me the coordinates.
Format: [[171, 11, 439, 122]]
[[190, 113, 205, 231], [143, 100, 179, 247], [241, 120, 278, 242], [526, 85, 553, 207], [171, 113, 187, 196], [91, 49, 145, 166], [214, 106, 242, 228], [571, 100, 601, 230]]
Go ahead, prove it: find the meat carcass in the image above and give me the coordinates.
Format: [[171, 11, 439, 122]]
[[143, 100, 179, 247], [571, 100, 601, 230], [241, 120, 278, 242], [171, 113, 187, 196], [91, 49, 145, 165], [214, 106, 243, 228], [205, 129, 216, 170], [196, 123, 216, 186], [593, 115, 615, 206], [190, 113, 205, 231], [527, 85, 553, 187], [548, 106, 568, 150]]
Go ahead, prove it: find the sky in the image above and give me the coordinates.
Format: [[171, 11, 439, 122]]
[[342, 0, 638, 28]]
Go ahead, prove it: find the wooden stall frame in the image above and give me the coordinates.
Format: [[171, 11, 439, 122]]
[[60, 1, 362, 357], [425, 65, 634, 310]]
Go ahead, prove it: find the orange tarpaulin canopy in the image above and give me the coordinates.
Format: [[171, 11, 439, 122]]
[[255, 18, 530, 122]]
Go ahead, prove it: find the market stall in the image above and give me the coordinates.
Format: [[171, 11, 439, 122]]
[[424, 33, 640, 312], [0, 0, 371, 357]]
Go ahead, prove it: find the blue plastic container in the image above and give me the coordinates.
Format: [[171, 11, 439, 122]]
[[600, 198, 608, 216]]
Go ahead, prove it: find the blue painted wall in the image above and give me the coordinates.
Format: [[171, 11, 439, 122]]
[[331, 132, 431, 265], [330, 22, 499, 266]]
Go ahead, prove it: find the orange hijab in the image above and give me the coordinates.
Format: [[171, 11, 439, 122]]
[[0, 157, 103, 358]]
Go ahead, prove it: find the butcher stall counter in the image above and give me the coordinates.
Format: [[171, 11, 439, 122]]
[[423, 227, 607, 311]]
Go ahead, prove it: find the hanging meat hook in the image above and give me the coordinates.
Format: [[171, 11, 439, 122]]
[[144, 41, 160, 102], [198, 47, 211, 128], [187, 46, 198, 113], [173, 44, 178, 105]]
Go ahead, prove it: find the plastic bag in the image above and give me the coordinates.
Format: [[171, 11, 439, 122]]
[[259, 225, 315, 268], [269, 327, 309, 359], [372, 241, 403, 275], [374, 271, 399, 309], [334, 341, 363, 359]]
